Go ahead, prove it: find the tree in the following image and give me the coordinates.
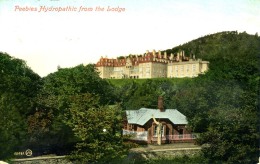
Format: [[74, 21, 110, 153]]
[[170, 81, 210, 132], [33, 64, 118, 155], [161, 32, 260, 163], [197, 107, 259, 163], [122, 79, 177, 110], [0, 93, 28, 159], [0, 52, 41, 159], [39, 64, 116, 106], [66, 93, 128, 163]]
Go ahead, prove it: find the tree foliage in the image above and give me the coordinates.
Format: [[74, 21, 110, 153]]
[[113, 31, 260, 163], [31, 64, 119, 155], [66, 93, 128, 163], [117, 79, 180, 110], [164, 31, 260, 163], [0, 52, 41, 159]]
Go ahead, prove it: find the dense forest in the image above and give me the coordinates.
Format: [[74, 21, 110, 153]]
[[0, 31, 259, 163]]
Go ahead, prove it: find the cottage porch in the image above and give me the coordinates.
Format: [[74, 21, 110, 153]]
[[151, 134, 197, 143], [123, 129, 197, 143]]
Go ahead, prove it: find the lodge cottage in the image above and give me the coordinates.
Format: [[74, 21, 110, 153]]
[[123, 97, 196, 144]]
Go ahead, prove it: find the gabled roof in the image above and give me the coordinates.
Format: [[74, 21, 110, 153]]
[[126, 108, 188, 126]]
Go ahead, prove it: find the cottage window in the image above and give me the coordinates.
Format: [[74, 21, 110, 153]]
[[179, 129, 183, 138], [153, 125, 164, 137]]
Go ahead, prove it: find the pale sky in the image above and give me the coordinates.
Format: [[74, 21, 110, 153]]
[[0, 0, 259, 77]]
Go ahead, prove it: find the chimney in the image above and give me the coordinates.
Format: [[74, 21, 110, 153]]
[[170, 53, 174, 60], [164, 52, 167, 59], [158, 96, 164, 112], [152, 49, 156, 57]]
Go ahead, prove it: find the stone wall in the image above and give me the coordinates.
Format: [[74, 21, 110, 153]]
[[11, 147, 202, 163], [12, 156, 72, 164], [127, 147, 201, 160]]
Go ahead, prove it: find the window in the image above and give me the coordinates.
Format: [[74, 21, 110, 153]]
[[179, 129, 183, 138], [169, 66, 172, 73], [153, 124, 164, 137], [192, 64, 196, 71]]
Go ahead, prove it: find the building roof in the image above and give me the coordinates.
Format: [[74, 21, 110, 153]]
[[126, 108, 188, 126], [95, 50, 188, 67]]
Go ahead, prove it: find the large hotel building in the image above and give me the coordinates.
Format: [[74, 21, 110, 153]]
[[95, 50, 209, 79]]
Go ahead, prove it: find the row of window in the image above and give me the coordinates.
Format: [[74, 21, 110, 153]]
[[128, 124, 184, 137], [168, 64, 197, 71], [168, 74, 197, 78], [113, 65, 196, 72], [153, 125, 183, 137]]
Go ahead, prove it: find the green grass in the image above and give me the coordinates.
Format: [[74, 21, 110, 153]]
[[107, 77, 193, 87], [113, 154, 209, 164]]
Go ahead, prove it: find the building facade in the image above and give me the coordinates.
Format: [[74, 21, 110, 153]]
[[96, 50, 209, 79]]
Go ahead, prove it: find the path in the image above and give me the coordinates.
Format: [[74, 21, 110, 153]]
[[131, 143, 201, 152]]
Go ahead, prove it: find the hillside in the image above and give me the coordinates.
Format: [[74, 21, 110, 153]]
[[164, 31, 260, 81], [108, 77, 192, 87], [165, 31, 259, 59], [109, 31, 259, 87]]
